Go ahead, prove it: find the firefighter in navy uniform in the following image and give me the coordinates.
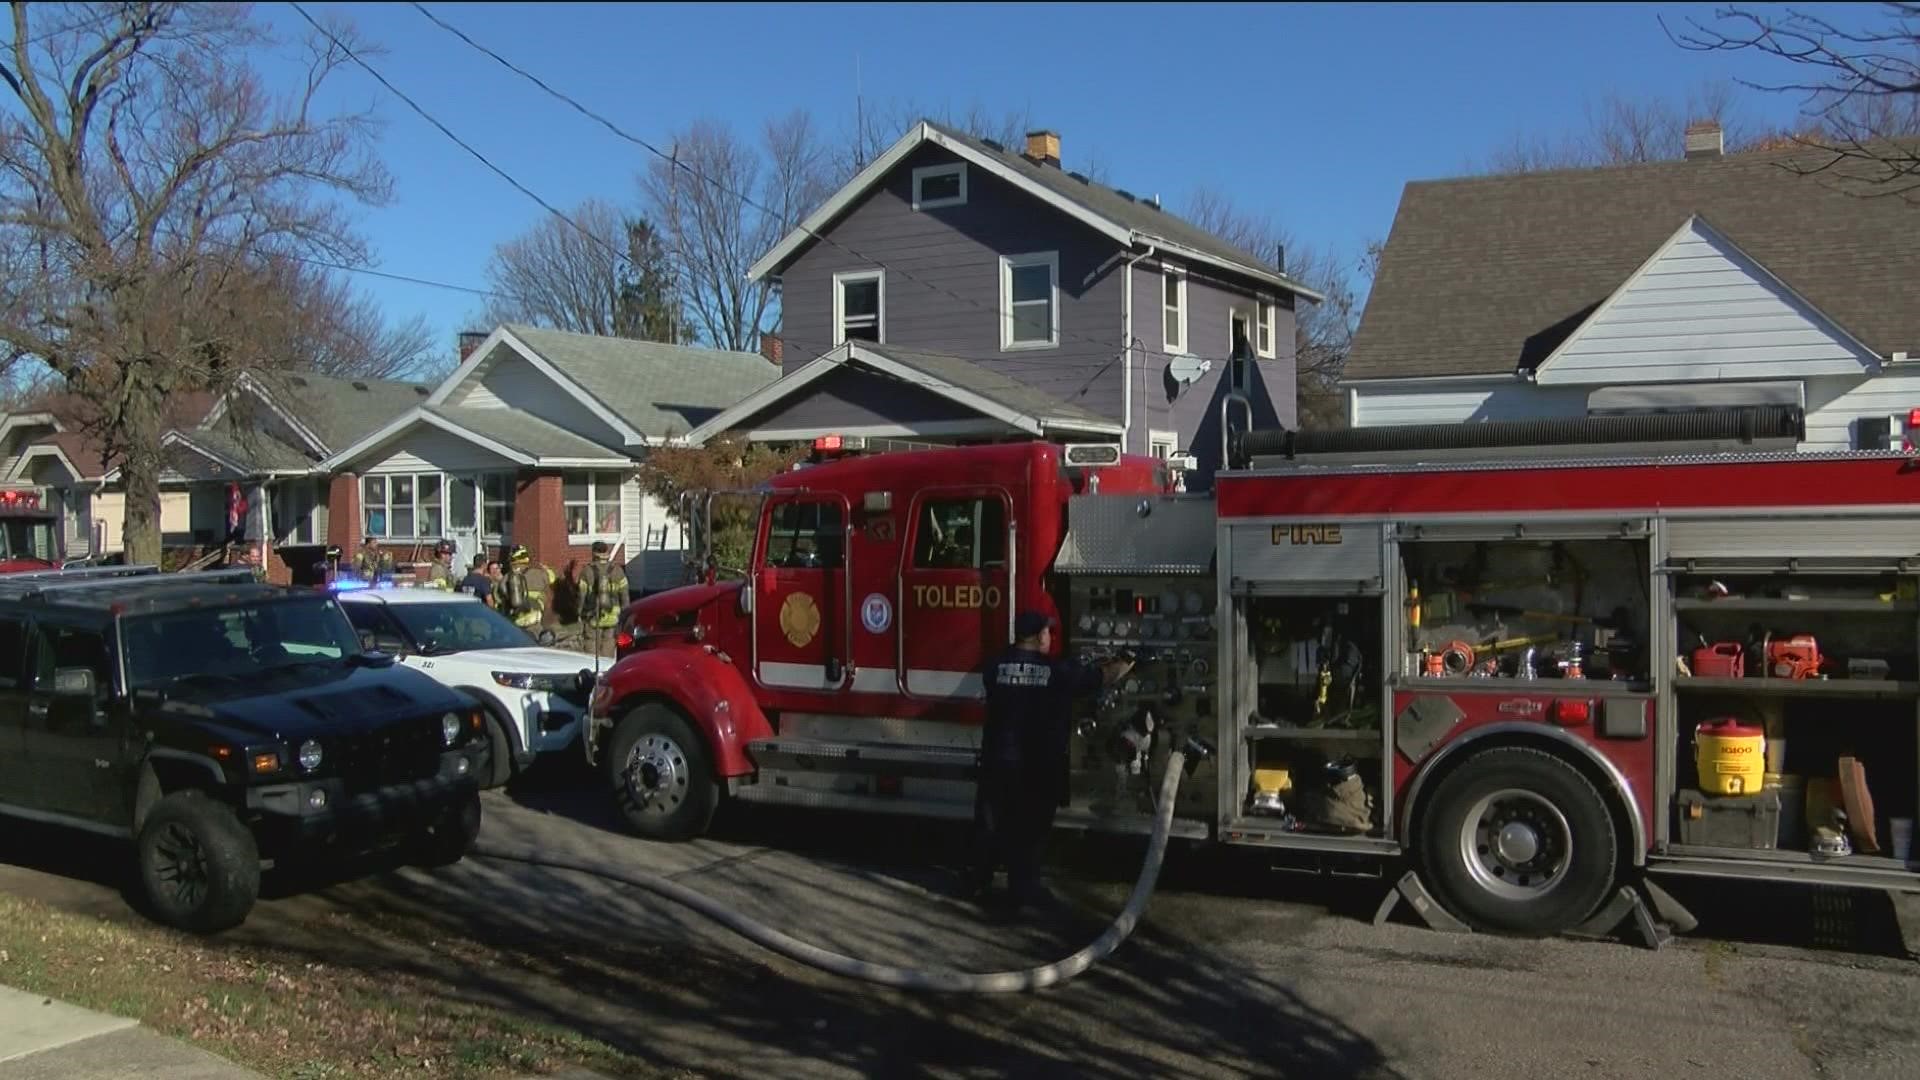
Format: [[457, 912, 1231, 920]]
[[969, 610, 1134, 914]]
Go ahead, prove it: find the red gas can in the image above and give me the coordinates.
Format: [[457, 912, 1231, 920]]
[[1691, 641, 1745, 678]]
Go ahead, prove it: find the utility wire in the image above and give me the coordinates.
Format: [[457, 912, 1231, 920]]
[[402, 0, 1255, 401]]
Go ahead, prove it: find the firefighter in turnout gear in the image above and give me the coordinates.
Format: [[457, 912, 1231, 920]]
[[502, 545, 552, 629], [578, 540, 626, 659], [969, 610, 1134, 915], [354, 535, 395, 581], [422, 539, 458, 590]]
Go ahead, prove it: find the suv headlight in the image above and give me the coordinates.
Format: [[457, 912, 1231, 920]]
[[441, 712, 462, 746], [492, 671, 573, 692], [297, 739, 323, 771]]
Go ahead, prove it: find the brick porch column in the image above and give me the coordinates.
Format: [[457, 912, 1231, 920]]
[[511, 471, 568, 569], [327, 472, 360, 558]]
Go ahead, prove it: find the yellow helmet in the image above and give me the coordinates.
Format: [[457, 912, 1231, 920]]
[[509, 545, 531, 564]]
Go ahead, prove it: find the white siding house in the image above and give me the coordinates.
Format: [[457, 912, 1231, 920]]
[[1344, 130, 1920, 448]]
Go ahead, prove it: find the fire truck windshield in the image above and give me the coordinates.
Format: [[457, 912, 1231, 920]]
[[0, 516, 58, 564]]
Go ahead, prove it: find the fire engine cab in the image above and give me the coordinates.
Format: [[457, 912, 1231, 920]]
[[591, 406, 1920, 937], [0, 486, 62, 574]]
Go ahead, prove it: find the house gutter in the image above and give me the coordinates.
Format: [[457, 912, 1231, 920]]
[[1121, 245, 1157, 454]]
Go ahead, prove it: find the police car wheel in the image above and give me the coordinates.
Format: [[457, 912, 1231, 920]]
[[607, 704, 717, 842], [1416, 747, 1617, 936]]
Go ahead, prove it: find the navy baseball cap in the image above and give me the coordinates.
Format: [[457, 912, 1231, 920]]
[[1015, 610, 1053, 638]]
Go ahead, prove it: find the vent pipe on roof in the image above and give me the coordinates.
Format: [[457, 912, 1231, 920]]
[[1685, 120, 1723, 160]]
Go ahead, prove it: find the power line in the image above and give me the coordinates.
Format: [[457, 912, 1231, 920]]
[[286, 2, 624, 275], [402, 1, 1248, 400]]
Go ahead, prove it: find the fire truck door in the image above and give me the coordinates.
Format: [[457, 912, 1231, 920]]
[[898, 490, 1012, 699], [753, 496, 851, 691]]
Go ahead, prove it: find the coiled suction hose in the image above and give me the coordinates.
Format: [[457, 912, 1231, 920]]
[[470, 749, 1190, 993]]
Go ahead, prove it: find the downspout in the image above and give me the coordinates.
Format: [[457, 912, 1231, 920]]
[[1121, 243, 1157, 454]]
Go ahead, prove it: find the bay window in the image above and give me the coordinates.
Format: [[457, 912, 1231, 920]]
[[565, 472, 623, 539]]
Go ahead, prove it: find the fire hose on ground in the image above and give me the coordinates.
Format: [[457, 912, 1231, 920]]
[[468, 742, 1207, 994]]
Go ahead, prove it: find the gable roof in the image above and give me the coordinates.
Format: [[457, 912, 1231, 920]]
[[1346, 142, 1920, 382], [683, 341, 1122, 445], [749, 120, 1322, 301], [228, 370, 435, 453], [427, 325, 779, 445], [317, 403, 632, 473]]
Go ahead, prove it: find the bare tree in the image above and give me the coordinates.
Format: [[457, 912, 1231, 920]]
[[640, 110, 833, 352], [1669, 3, 1920, 200], [256, 259, 440, 380], [483, 198, 625, 335], [1482, 81, 1755, 172], [842, 98, 1033, 177], [0, 2, 389, 563], [1177, 188, 1356, 430]]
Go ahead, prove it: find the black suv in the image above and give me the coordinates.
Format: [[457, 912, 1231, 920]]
[[0, 566, 490, 932]]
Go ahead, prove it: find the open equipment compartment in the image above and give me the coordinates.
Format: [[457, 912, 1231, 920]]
[[1665, 559, 1920, 866]]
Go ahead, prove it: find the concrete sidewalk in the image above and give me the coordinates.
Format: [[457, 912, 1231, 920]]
[[0, 984, 262, 1079]]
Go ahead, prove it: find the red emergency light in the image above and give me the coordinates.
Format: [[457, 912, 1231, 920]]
[[1550, 699, 1592, 726], [0, 489, 40, 509]]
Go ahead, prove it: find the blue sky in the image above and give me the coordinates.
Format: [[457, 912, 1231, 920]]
[[263, 2, 1876, 353]]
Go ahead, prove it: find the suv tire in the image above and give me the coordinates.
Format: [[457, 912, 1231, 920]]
[[607, 704, 717, 841], [414, 791, 483, 868], [136, 791, 261, 934]]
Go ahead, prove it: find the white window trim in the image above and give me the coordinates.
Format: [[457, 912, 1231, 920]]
[[832, 269, 885, 346], [361, 472, 447, 541], [478, 472, 514, 542], [1148, 429, 1178, 460], [911, 162, 967, 210], [1000, 251, 1060, 351], [1256, 298, 1276, 359], [1162, 264, 1187, 353], [564, 470, 625, 544]]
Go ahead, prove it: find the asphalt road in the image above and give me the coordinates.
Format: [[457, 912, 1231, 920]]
[[4, 767, 1920, 1079]]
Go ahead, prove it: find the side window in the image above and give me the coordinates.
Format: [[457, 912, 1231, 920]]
[[341, 603, 390, 634], [0, 617, 26, 690], [32, 624, 111, 695], [764, 502, 844, 569], [913, 497, 1006, 570]]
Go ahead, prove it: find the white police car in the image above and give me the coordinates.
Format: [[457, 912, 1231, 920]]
[[333, 583, 600, 787]]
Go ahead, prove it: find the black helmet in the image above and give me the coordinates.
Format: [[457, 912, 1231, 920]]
[[591, 540, 609, 556], [435, 539, 456, 555], [324, 544, 342, 560]]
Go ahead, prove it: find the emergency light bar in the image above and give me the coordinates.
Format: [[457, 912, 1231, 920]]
[[813, 435, 866, 453], [0, 489, 41, 509]]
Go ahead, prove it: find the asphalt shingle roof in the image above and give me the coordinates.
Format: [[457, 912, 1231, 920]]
[[1345, 142, 1920, 381], [428, 405, 627, 462], [502, 325, 779, 439], [922, 122, 1315, 295], [860, 342, 1115, 431], [247, 370, 435, 450]]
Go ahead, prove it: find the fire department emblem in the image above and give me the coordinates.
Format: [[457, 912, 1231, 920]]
[[861, 592, 892, 634], [779, 592, 821, 647]]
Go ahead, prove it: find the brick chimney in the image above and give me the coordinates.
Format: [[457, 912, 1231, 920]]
[[1024, 129, 1060, 167], [759, 331, 783, 366], [1685, 120, 1723, 161], [458, 330, 488, 361]]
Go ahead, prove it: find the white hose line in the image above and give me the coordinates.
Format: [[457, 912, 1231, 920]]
[[470, 751, 1187, 993]]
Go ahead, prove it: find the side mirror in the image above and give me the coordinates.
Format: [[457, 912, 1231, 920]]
[[52, 667, 96, 698]]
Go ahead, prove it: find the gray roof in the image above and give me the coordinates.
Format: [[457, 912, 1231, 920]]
[[921, 122, 1315, 295], [248, 370, 435, 449], [503, 324, 779, 439], [1346, 142, 1920, 381], [189, 426, 312, 472], [861, 342, 1116, 432], [428, 405, 627, 462]]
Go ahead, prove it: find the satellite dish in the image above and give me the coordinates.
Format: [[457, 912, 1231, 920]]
[[1168, 354, 1211, 386]]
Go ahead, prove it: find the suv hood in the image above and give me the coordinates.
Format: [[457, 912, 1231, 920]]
[[434, 646, 599, 673], [157, 660, 470, 741]]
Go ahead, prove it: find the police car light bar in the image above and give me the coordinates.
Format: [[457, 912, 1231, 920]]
[[813, 435, 866, 453]]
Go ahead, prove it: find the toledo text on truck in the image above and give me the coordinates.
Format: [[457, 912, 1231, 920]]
[[585, 407, 1920, 938]]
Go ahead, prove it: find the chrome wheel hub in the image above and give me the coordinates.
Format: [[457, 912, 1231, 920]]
[[624, 733, 689, 815], [1460, 788, 1571, 901]]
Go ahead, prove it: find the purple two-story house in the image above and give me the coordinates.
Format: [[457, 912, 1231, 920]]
[[686, 122, 1320, 485]]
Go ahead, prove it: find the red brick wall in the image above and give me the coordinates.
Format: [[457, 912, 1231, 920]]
[[327, 472, 360, 557], [265, 546, 294, 585], [512, 471, 569, 569]]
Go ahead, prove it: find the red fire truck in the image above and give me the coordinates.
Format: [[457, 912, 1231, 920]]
[[588, 405, 1920, 937], [0, 486, 63, 574]]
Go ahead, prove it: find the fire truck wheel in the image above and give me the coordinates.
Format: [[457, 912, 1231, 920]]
[[607, 703, 718, 841], [1416, 747, 1617, 936]]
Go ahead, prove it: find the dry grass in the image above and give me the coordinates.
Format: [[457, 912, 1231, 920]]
[[0, 893, 654, 1079]]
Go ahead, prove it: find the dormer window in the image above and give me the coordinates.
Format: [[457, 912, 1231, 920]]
[[912, 163, 967, 210]]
